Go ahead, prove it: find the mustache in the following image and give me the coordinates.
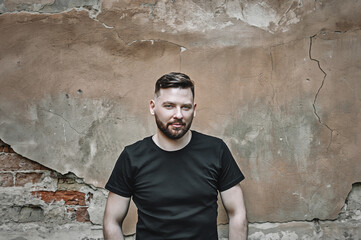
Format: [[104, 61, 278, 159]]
[[167, 120, 186, 126]]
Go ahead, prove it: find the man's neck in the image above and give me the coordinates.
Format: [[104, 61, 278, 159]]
[[152, 130, 192, 151]]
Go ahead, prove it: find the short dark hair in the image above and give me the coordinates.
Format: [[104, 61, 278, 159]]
[[155, 72, 195, 98]]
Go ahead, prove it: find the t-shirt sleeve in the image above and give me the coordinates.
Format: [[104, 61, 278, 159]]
[[218, 141, 245, 192], [105, 148, 134, 198]]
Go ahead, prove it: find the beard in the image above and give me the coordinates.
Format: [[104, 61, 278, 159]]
[[155, 113, 193, 140]]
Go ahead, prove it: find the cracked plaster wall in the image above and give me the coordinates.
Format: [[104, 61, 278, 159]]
[[0, 0, 361, 235]]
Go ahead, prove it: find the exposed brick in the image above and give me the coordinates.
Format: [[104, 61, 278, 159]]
[[32, 190, 86, 205], [0, 173, 14, 187], [0, 140, 14, 153], [0, 154, 49, 171], [76, 207, 90, 222], [15, 172, 43, 186], [3, 145, 10, 153]]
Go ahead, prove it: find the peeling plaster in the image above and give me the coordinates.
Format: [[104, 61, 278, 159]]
[[150, 0, 234, 32], [224, 0, 302, 33], [1, 0, 361, 228], [0, 0, 101, 19], [127, 38, 187, 71]]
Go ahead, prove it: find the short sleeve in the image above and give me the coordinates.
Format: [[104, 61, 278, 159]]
[[105, 148, 134, 197], [218, 141, 245, 192]]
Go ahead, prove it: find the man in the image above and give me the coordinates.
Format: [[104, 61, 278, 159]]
[[103, 72, 247, 239]]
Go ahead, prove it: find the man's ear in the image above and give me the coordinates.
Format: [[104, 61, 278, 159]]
[[149, 100, 155, 115], [193, 103, 197, 118]]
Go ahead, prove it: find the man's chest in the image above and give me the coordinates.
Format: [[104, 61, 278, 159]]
[[132, 154, 220, 208]]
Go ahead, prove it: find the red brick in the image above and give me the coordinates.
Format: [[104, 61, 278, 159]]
[[0, 140, 14, 153], [0, 154, 49, 171], [32, 190, 86, 205], [0, 173, 13, 187], [15, 173, 43, 186], [75, 207, 90, 222], [3, 146, 10, 153]]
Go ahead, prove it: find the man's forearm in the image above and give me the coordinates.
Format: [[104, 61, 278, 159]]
[[103, 193, 130, 240], [103, 221, 125, 240], [228, 215, 248, 240]]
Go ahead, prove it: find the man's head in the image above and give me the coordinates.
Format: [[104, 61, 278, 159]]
[[154, 72, 195, 99], [150, 72, 196, 140]]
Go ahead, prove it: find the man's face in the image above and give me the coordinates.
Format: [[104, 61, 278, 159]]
[[150, 87, 196, 140]]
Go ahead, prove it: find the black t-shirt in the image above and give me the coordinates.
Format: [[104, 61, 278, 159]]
[[105, 131, 245, 240]]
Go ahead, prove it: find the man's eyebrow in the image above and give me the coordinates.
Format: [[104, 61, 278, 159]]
[[182, 103, 193, 107], [162, 101, 175, 105], [161, 101, 193, 106]]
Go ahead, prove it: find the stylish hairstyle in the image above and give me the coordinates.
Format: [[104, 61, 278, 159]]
[[155, 72, 195, 98]]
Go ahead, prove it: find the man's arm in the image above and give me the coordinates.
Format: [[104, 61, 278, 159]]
[[103, 192, 131, 240], [220, 183, 248, 240]]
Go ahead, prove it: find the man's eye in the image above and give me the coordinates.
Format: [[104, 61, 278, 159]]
[[182, 106, 191, 110], [164, 105, 173, 108]]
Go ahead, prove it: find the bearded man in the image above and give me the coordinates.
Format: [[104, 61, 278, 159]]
[[103, 72, 248, 240]]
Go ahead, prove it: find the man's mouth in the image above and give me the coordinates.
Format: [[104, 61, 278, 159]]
[[169, 122, 185, 128]]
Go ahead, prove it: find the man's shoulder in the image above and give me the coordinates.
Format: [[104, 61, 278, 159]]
[[124, 136, 152, 153], [192, 130, 224, 145]]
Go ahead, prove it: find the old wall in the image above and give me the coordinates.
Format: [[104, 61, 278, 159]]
[[1, 140, 360, 239], [0, 0, 361, 238], [0, 139, 106, 239]]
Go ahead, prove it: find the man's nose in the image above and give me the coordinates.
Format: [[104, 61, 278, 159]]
[[174, 107, 183, 119]]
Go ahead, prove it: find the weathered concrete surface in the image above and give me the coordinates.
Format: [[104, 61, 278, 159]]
[[0, 224, 105, 240], [1, 139, 360, 239], [2, 178, 360, 239], [1, 0, 361, 234], [246, 183, 361, 239], [0, 0, 101, 16]]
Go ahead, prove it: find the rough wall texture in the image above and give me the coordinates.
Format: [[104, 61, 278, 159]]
[[0, 139, 106, 239], [0, 140, 360, 239], [0, 0, 361, 238]]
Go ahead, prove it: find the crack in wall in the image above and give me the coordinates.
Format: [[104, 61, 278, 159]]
[[309, 34, 334, 153], [38, 108, 85, 135], [268, 51, 277, 105]]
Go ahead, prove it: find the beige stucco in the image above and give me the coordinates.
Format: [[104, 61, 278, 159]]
[[0, 0, 360, 234]]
